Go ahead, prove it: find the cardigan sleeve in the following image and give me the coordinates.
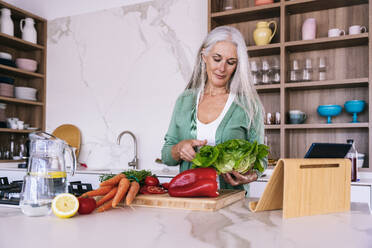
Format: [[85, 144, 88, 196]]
[[161, 97, 182, 166]]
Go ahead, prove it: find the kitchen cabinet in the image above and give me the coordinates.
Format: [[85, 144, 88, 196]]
[[209, 0, 371, 171], [0, 1, 46, 163]]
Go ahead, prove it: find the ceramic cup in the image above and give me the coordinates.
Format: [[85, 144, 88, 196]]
[[349, 25, 367, 35], [328, 28, 345, 37], [17, 120, 24, 130], [289, 110, 307, 124]]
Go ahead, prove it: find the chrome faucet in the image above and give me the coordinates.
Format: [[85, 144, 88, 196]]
[[117, 130, 138, 170]]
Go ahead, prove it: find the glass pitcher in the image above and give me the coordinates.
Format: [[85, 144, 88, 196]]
[[20, 132, 76, 217]]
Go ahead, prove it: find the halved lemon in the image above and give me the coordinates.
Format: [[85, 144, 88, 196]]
[[52, 193, 79, 218]]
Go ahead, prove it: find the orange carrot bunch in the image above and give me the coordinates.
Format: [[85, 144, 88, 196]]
[[81, 173, 141, 213]]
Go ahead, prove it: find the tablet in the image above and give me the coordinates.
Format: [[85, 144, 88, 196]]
[[304, 143, 352, 158]]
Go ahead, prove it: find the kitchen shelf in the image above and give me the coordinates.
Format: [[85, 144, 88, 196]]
[[285, 33, 369, 52], [285, 0, 368, 15], [284, 123, 369, 129], [0, 159, 26, 163], [247, 43, 281, 57], [0, 1, 46, 164], [209, 0, 372, 170], [0, 64, 44, 79], [0, 33, 44, 51], [265, 125, 281, 130], [285, 78, 369, 90], [255, 84, 280, 93], [0, 128, 39, 133], [0, 1, 46, 22], [211, 3, 281, 24], [0, 96, 43, 106]]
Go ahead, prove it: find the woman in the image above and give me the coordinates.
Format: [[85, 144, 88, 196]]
[[161, 26, 266, 192]]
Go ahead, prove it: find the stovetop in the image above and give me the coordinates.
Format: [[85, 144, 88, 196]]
[[0, 177, 93, 206]]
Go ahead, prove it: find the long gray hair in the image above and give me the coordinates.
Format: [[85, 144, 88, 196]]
[[185, 26, 264, 129]]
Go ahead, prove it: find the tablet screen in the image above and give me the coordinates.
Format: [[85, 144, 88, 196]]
[[304, 143, 352, 158]]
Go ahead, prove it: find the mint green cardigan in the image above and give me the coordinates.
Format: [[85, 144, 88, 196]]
[[161, 90, 266, 193]]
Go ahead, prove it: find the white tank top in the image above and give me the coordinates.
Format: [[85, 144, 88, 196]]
[[196, 91, 235, 146]]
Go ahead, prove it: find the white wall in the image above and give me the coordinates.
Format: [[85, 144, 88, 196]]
[[46, 0, 208, 171], [3, 0, 152, 20]]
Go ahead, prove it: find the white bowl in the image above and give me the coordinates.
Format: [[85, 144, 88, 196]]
[[15, 86, 37, 100], [0, 52, 12, 60]]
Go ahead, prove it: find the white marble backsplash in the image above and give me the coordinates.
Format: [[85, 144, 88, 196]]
[[46, 0, 208, 170]]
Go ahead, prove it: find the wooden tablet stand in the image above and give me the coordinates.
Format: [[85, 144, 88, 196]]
[[249, 159, 351, 218]]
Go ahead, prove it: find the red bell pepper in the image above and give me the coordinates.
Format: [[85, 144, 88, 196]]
[[168, 168, 219, 197], [168, 178, 219, 197], [169, 167, 217, 189]]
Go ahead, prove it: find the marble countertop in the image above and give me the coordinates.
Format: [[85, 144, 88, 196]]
[[1, 200, 372, 248]]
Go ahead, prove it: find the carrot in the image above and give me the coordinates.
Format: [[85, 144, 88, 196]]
[[96, 187, 118, 207], [125, 181, 140, 206], [97, 199, 114, 212], [99, 173, 126, 187], [112, 178, 130, 208], [79, 185, 112, 198]]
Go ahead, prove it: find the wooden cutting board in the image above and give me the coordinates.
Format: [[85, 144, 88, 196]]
[[123, 189, 246, 211], [52, 124, 81, 158]]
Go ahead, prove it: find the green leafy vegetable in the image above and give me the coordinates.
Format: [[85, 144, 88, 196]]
[[192, 145, 219, 168], [192, 139, 269, 174], [99, 169, 153, 185]]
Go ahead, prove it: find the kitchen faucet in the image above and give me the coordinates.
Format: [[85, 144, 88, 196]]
[[117, 130, 138, 170]]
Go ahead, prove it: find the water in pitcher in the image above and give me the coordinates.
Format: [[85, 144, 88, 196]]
[[20, 173, 68, 217]]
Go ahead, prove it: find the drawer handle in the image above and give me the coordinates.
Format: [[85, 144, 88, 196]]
[[300, 164, 340, 169]]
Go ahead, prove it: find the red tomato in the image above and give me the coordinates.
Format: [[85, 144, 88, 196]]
[[145, 176, 159, 186], [161, 182, 170, 190], [146, 186, 166, 194], [78, 197, 96, 214], [140, 185, 166, 194]]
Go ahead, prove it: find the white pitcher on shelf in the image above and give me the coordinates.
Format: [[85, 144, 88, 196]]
[[20, 17, 37, 44], [0, 8, 14, 36]]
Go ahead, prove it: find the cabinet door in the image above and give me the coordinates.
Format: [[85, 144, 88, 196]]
[[249, 181, 267, 198], [351, 185, 371, 208]]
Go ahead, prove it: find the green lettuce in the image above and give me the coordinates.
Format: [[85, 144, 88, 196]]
[[191, 139, 269, 174], [192, 145, 219, 168]]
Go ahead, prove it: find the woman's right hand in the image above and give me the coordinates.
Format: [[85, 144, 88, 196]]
[[172, 139, 207, 162]]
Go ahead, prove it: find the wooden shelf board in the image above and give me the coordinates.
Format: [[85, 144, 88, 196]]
[[0, 96, 43, 106], [0, 128, 39, 133], [211, 3, 280, 24], [0, 159, 26, 163], [285, 33, 369, 52], [0, 64, 44, 79], [265, 125, 281, 130], [284, 123, 369, 129], [285, 0, 368, 15], [255, 84, 281, 93], [285, 78, 369, 90], [0, 33, 44, 51], [247, 43, 281, 57]]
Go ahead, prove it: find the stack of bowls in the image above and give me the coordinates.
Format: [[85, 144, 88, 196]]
[[0, 76, 14, 97], [15, 58, 37, 72], [14, 86, 37, 101], [0, 52, 16, 67]]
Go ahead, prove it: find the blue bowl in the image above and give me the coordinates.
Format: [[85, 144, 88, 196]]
[[317, 105, 342, 123], [344, 100, 365, 114], [344, 100, 366, 123]]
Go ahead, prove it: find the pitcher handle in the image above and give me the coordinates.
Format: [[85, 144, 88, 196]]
[[20, 19, 25, 32], [65, 145, 77, 176], [268, 21, 277, 42]]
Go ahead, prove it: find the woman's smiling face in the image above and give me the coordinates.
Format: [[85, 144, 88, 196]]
[[203, 41, 238, 89]]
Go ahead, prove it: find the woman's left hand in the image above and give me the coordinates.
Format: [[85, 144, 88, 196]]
[[221, 170, 258, 186]]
